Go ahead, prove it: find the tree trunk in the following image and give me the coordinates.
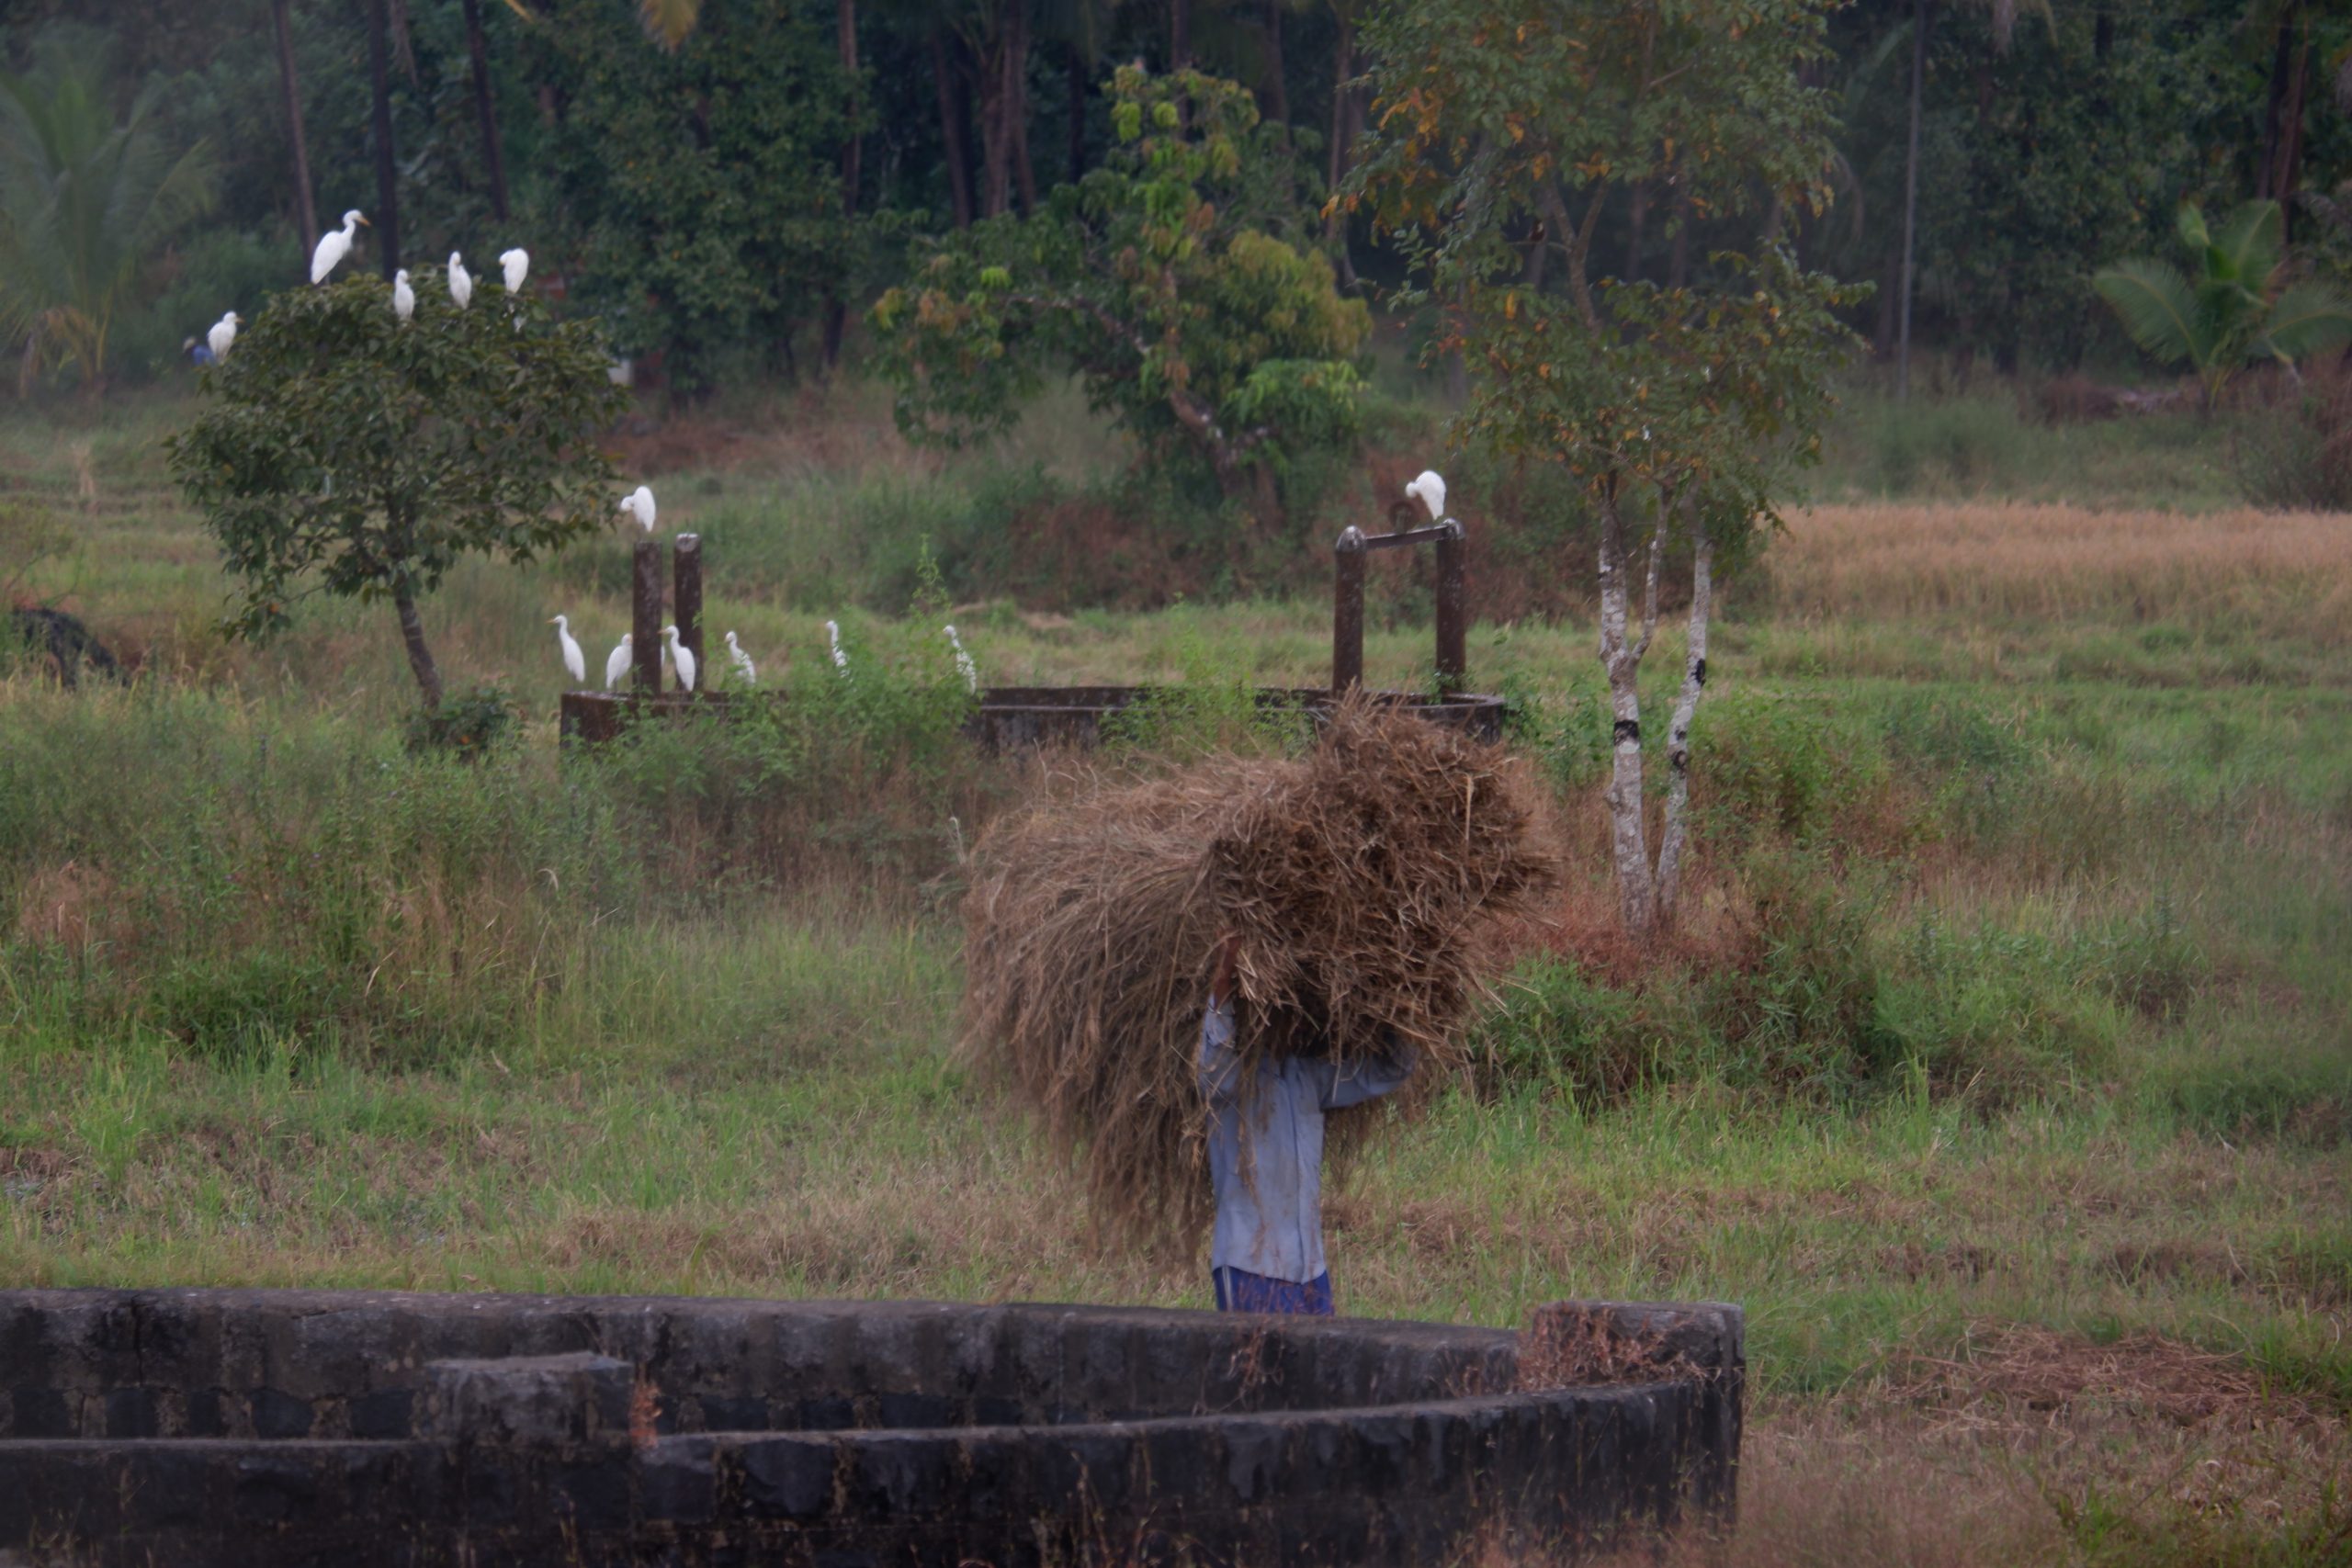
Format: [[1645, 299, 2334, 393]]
[[1171, 0, 1192, 70], [931, 28, 974, 228], [1263, 2, 1290, 134], [1652, 528, 1713, 925], [1625, 178, 1648, 280], [367, 0, 403, 280], [975, 6, 1017, 219], [1066, 43, 1089, 182], [1596, 484, 1656, 937], [1896, 0, 1930, 400], [1667, 186, 1690, 289], [822, 0, 861, 373], [1325, 9, 1358, 286], [459, 0, 509, 221], [1009, 0, 1036, 215], [270, 0, 318, 274], [392, 581, 444, 710]]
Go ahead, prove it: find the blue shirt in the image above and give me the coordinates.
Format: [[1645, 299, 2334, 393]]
[[1197, 998, 1417, 1283]]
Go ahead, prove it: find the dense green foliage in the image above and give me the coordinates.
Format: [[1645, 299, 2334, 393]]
[[166, 274, 629, 706]]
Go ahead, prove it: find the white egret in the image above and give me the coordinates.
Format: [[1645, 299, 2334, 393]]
[[618, 485, 656, 532], [447, 252, 473, 310], [549, 615, 586, 685], [662, 625, 696, 694], [499, 249, 529, 293], [605, 633, 634, 690], [392, 269, 415, 323], [724, 631, 756, 687], [944, 625, 978, 694], [826, 620, 848, 672], [310, 210, 368, 284], [1406, 469, 1448, 523], [206, 310, 240, 363]]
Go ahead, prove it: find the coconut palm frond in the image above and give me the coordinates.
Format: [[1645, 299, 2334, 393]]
[[2208, 198, 2283, 288], [2258, 283, 2352, 361], [638, 0, 701, 51], [2094, 260, 2203, 367]]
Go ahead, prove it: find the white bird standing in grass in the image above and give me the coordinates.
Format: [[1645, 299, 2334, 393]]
[[392, 269, 415, 323], [206, 310, 240, 363], [826, 620, 848, 672], [618, 485, 656, 532], [1406, 469, 1448, 523], [724, 631, 756, 687], [605, 633, 633, 690], [944, 625, 978, 694], [499, 249, 529, 293], [662, 625, 696, 694], [549, 615, 585, 685], [311, 210, 368, 284], [447, 252, 473, 310]]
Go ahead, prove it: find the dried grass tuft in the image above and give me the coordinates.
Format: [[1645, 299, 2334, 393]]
[[958, 695, 1558, 1250]]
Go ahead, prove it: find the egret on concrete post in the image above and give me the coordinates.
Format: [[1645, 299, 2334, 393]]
[[447, 253, 473, 310], [662, 625, 696, 694], [605, 633, 633, 691], [550, 615, 586, 686], [392, 270, 415, 323], [311, 210, 368, 284], [1406, 470, 1447, 524], [618, 486, 656, 532], [207, 311, 240, 363], [725, 632, 756, 687]]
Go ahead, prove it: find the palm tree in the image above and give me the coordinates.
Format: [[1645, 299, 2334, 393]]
[[2095, 199, 2352, 412], [0, 44, 216, 394]]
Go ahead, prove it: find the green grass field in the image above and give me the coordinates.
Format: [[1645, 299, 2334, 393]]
[[3, 384, 2348, 1564]]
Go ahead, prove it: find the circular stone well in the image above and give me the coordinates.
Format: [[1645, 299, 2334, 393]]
[[0, 1288, 1742, 1565]]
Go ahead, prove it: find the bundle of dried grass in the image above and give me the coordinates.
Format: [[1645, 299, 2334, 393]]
[[960, 695, 1556, 1249]]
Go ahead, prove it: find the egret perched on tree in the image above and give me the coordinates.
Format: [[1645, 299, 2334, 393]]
[[605, 633, 634, 690], [662, 625, 696, 694], [500, 249, 528, 293], [310, 210, 368, 284], [1406, 469, 1448, 523], [944, 625, 978, 693], [447, 252, 473, 310], [826, 620, 848, 672], [391, 270, 415, 323], [724, 631, 756, 687], [206, 310, 240, 364], [618, 485, 656, 532], [549, 615, 586, 685]]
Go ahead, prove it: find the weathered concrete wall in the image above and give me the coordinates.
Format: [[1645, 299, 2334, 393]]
[[0, 1289, 1741, 1566]]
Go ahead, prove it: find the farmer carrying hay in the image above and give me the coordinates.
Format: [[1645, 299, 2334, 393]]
[[961, 695, 1555, 1313]]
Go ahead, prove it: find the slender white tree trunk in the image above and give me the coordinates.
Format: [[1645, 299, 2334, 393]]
[[1597, 489, 1657, 936], [1653, 529, 1713, 925]]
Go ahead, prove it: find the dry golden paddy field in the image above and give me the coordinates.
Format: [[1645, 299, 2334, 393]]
[[3, 397, 2350, 1564]]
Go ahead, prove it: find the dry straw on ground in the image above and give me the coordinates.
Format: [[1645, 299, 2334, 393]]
[[958, 696, 1556, 1250]]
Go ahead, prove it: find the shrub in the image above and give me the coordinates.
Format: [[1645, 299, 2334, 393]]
[[404, 684, 521, 761], [2230, 357, 2352, 509]]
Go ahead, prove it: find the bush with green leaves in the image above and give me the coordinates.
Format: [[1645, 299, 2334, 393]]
[[167, 274, 629, 710], [872, 66, 1369, 506]]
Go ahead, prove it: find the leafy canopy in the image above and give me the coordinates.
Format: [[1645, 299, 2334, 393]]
[[1346, 0, 1863, 551], [167, 275, 628, 705], [0, 38, 216, 392], [871, 66, 1371, 501], [2094, 199, 2352, 412]]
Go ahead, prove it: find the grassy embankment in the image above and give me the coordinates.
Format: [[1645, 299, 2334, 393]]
[[2, 382, 2348, 1564]]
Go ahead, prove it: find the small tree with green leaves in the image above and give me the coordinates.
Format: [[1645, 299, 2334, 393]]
[[1348, 0, 1864, 940], [168, 276, 629, 710], [2095, 199, 2352, 413], [872, 65, 1370, 507]]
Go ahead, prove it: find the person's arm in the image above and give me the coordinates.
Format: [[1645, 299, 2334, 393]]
[[1197, 935, 1245, 1107], [1316, 1028, 1419, 1111]]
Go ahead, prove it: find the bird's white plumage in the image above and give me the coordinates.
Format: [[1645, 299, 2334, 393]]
[[392, 270, 415, 322], [447, 252, 473, 310], [310, 210, 368, 285], [206, 311, 239, 363], [605, 633, 634, 690], [826, 620, 848, 672], [662, 625, 696, 694], [1406, 469, 1447, 523], [618, 485, 656, 532], [944, 625, 978, 694], [724, 631, 756, 687], [549, 615, 586, 685], [499, 249, 529, 293]]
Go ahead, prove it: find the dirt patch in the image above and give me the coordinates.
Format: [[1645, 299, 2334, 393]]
[[1883, 1322, 2329, 1430], [12, 860, 129, 953]]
